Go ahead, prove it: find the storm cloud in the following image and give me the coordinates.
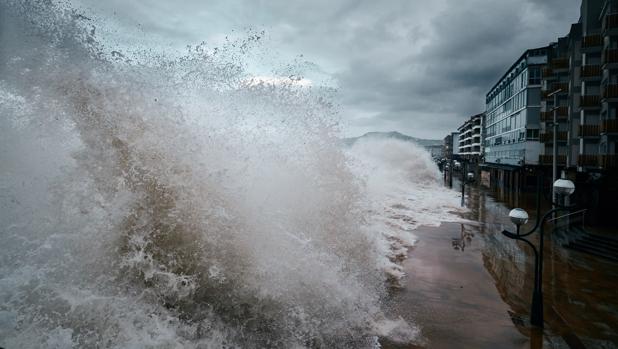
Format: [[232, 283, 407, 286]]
[[74, 0, 580, 139]]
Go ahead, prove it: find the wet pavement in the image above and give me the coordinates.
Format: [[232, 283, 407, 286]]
[[385, 181, 618, 349]]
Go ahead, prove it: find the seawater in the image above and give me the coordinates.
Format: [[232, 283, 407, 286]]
[[0, 1, 462, 347]]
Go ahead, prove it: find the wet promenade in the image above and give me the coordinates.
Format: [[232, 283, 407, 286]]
[[385, 182, 618, 348]]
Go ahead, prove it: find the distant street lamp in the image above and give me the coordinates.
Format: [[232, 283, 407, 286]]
[[553, 178, 575, 196], [547, 88, 563, 208], [501, 178, 576, 328], [460, 162, 476, 207]]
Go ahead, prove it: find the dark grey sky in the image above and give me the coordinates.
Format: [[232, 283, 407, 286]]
[[74, 0, 580, 139]]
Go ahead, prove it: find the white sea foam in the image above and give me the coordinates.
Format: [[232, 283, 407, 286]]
[[0, 1, 461, 347], [345, 137, 463, 283]]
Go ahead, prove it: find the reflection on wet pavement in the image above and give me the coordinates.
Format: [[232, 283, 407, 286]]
[[451, 224, 474, 252], [385, 182, 618, 349]]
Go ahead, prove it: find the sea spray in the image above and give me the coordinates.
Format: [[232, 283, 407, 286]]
[[345, 137, 465, 282], [0, 1, 461, 347]]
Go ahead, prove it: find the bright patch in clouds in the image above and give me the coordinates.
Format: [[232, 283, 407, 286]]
[[244, 75, 312, 87]]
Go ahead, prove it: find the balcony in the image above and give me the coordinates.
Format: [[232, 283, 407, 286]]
[[551, 58, 569, 71], [542, 67, 554, 79], [540, 107, 568, 122], [600, 154, 618, 168], [580, 65, 602, 79], [578, 154, 599, 167], [603, 48, 618, 65], [580, 95, 601, 109], [581, 34, 603, 51], [540, 131, 568, 143], [602, 84, 618, 99], [539, 155, 566, 165], [601, 119, 618, 133], [604, 13, 618, 31], [551, 82, 569, 93], [578, 124, 600, 138]]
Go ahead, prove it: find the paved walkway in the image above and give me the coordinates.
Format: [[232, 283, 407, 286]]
[[383, 185, 618, 348]]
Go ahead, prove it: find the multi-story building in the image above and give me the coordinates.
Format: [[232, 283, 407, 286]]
[[457, 113, 484, 159], [452, 132, 460, 158], [599, 0, 618, 169], [575, 3, 603, 172], [438, 0, 618, 225], [443, 134, 453, 160], [539, 0, 618, 174], [492, 0, 617, 224], [443, 131, 460, 160], [540, 35, 575, 169], [482, 47, 548, 189]]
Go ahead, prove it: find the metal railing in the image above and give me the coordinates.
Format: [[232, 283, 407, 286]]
[[578, 124, 600, 137], [580, 65, 601, 77], [601, 119, 618, 133], [551, 58, 569, 70], [602, 84, 618, 98], [577, 154, 599, 167], [580, 95, 601, 107], [549, 208, 588, 231], [582, 34, 603, 48]]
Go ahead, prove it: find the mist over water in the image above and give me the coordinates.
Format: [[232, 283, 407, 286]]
[[0, 1, 461, 347]]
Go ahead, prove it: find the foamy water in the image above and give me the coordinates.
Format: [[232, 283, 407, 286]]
[[0, 1, 462, 347]]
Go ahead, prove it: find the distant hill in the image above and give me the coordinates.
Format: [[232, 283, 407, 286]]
[[342, 131, 442, 147]]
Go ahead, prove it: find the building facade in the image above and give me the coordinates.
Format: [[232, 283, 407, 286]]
[[457, 113, 485, 159], [443, 131, 460, 160], [538, 0, 618, 175], [441, 0, 618, 226], [484, 47, 548, 167]]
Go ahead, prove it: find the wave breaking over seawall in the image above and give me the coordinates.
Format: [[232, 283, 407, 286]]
[[0, 1, 462, 348]]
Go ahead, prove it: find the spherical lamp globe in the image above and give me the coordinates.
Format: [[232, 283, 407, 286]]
[[509, 208, 529, 227], [553, 179, 575, 197]]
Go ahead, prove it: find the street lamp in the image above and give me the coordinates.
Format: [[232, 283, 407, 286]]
[[460, 163, 476, 207], [501, 178, 576, 328], [547, 88, 563, 207], [509, 208, 529, 234], [553, 178, 575, 196]]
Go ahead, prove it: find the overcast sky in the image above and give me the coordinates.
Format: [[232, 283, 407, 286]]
[[73, 0, 581, 139]]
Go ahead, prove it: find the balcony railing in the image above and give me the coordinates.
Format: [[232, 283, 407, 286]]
[[605, 13, 618, 30], [582, 34, 603, 48], [600, 154, 618, 168], [540, 107, 568, 121], [542, 67, 553, 77], [580, 95, 601, 107], [578, 154, 599, 167], [579, 124, 600, 137], [540, 112, 553, 121], [540, 131, 568, 143], [551, 82, 569, 93], [580, 64, 601, 78], [604, 48, 618, 64], [601, 119, 618, 133], [603, 84, 618, 98], [539, 155, 566, 165], [551, 58, 569, 70]]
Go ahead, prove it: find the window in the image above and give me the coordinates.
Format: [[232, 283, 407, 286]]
[[529, 67, 541, 85], [526, 129, 539, 140]]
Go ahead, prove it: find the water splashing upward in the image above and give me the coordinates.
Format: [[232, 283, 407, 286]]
[[0, 1, 461, 347]]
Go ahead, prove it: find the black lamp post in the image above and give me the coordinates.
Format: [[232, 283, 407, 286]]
[[501, 178, 576, 328]]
